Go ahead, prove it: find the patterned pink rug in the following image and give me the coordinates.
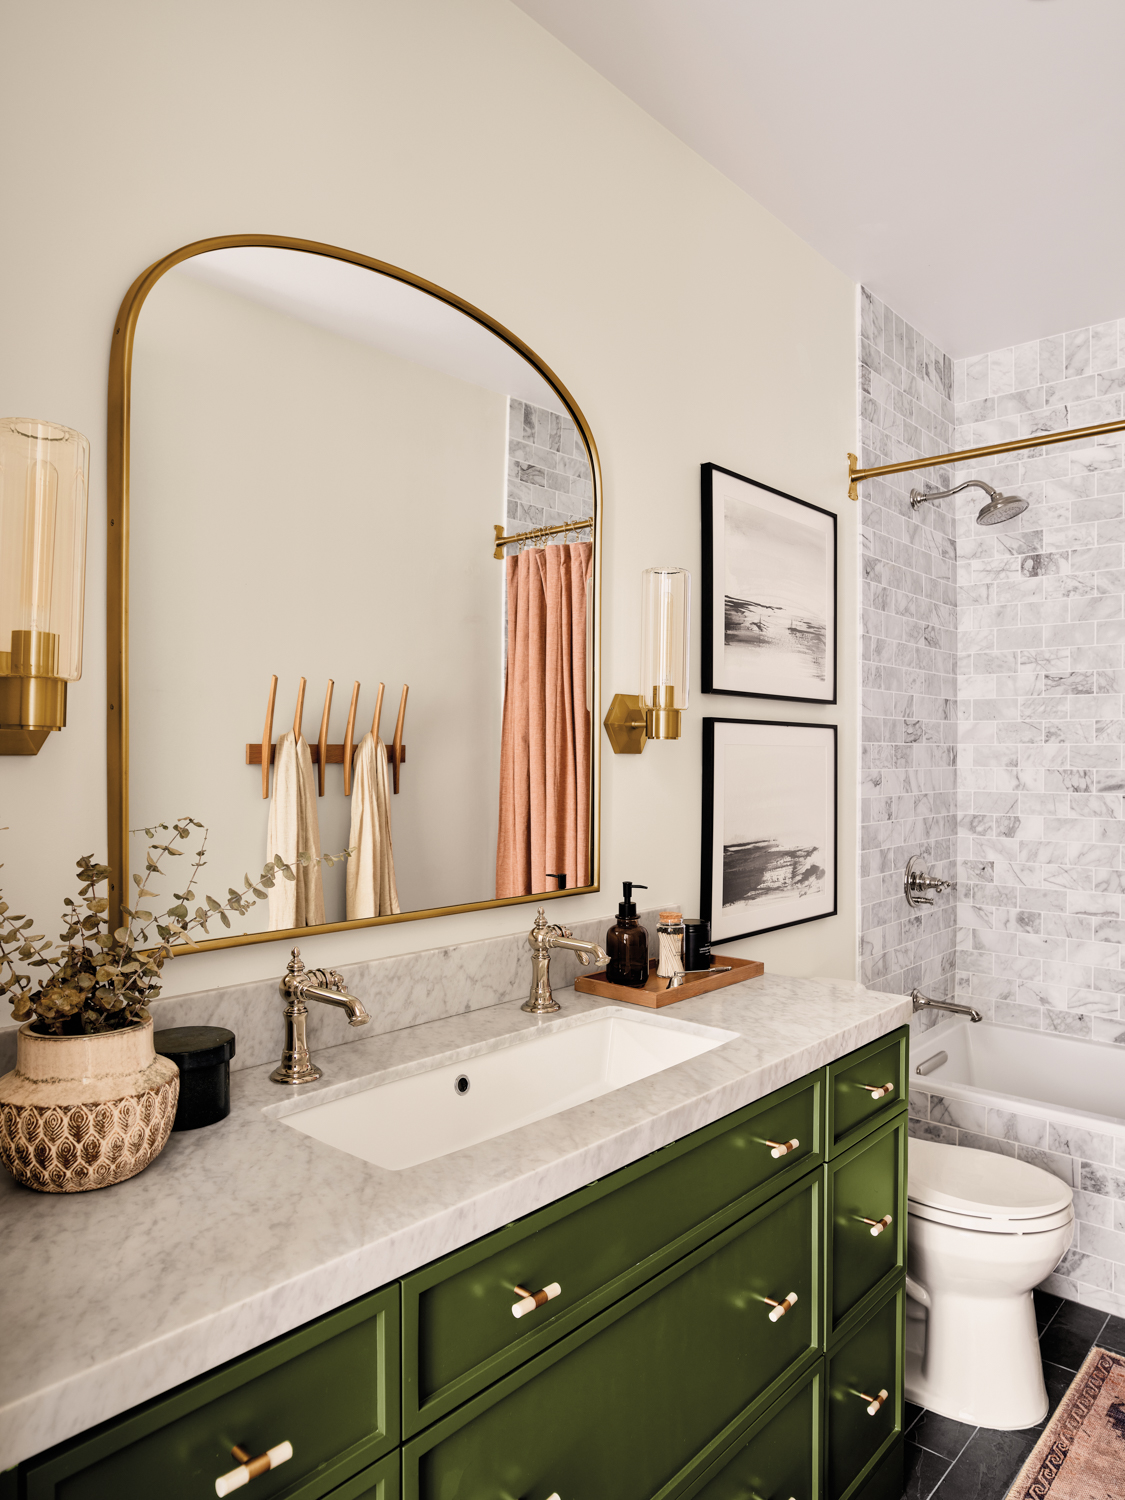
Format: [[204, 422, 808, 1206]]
[[1007, 1346, 1125, 1498]]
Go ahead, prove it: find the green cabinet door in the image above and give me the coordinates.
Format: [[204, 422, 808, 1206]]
[[323, 1452, 400, 1500], [826, 1112, 907, 1342], [22, 1286, 399, 1500], [403, 1073, 821, 1433], [405, 1176, 821, 1500], [680, 1364, 822, 1500], [826, 1284, 903, 1500], [827, 1030, 907, 1156]]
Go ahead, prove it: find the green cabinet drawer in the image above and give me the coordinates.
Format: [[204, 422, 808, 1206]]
[[403, 1072, 821, 1433], [826, 1284, 903, 1500], [322, 1451, 400, 1500], [23, 1286, 399, 1500], [826, 1113, 907, 1343], [680, 1364, 821, 1500], [404, 1175, 822, 1500], [827, 1030, 907, 1155]]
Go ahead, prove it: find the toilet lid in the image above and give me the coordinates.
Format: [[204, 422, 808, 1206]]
[[908, 1139, 1073, 1220]]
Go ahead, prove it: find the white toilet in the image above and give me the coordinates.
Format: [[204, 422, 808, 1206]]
[[905, 1139, 1074, 1430]]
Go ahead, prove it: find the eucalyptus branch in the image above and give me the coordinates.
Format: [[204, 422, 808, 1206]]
[[3, 822, 349, 1035]]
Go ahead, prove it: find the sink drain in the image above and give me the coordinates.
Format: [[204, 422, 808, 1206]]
[[454, 1074, 470, 1095]]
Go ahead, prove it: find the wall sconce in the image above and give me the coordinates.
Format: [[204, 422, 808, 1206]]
[[0, 419, 90, 754], [604, 566, 690, 754]]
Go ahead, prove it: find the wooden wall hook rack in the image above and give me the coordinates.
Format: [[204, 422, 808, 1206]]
[[248, 675, 409, 799]]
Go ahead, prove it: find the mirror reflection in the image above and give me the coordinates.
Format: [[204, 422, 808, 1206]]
[[124, 244, 598, 941]]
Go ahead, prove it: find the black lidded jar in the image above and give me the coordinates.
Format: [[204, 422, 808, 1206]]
[[154, 1026, 236, 1131], [605, 881, 649, 988]]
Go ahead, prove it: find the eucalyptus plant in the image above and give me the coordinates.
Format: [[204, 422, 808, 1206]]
[[0, 818, 346, 1036]]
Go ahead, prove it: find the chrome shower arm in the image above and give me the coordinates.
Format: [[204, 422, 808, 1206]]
[[910, 479, 998, 511]]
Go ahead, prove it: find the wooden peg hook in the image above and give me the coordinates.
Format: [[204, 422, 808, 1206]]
[[371, 681, 385, 741], [260, 675, 278, 800], [392, 684, 408, 794], [316, 680, 334, 796], [292, 677, 307, 741], [343, 681, 360, 796]]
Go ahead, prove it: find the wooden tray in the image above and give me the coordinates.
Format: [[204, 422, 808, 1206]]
[[574, 955, 764, 1008]]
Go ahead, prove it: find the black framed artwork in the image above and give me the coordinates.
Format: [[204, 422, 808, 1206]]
[[701, 463, 837, 703], [701, 718, 838, 943]]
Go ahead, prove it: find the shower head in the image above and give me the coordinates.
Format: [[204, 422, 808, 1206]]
[[975, 491, 1030, 526], [909, 478, 1028, 527]]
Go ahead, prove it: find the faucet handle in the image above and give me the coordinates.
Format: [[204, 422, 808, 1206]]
[[557, 925, 573, 940]]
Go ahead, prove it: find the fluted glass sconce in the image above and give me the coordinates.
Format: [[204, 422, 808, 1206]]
[[0, 419, 90, 754], [604, 566, 691, 754]]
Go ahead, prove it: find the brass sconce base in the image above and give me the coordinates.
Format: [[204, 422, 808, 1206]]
[[603, 692, 683, 754], [0, 674, 67, 755], [603, 693, 648, 754], [645, 704, 681, 740]]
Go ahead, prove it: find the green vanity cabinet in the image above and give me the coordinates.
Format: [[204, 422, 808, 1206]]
[[826, 1284, 904, 1500], [825, 1113, 908, 1343], [18, 1285, 399, 1500], [320, 1454, 400, 1500], [402, 1071, 822, 1434], [827, 1032, 907, 1155], [403, 1175, 821, 1500], [10, 1027, 909, 1500], [681, 1365, 822, 1500]]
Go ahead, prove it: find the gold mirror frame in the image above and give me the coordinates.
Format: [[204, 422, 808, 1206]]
[[106, 233, 601, 950]]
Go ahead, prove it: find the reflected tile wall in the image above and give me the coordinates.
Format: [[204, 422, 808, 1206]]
[[858, 289, 958, 1002], [504, 398, 593, 548]]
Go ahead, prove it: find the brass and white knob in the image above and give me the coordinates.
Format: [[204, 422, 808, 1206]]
[[766, 1137, 800, 1158], [764, 1291, 798, 1322], [512, 1282, 562, 1318]]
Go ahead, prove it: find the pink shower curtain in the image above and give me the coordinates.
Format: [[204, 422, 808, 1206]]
[[496, 541, 592, 898]]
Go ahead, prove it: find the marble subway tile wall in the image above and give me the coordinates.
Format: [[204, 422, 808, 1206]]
[[504, 398, 593, 549], [858, 290, 959, 1003], [909, 1084, 1125, 1316], [951, 319, 1125, 1048]]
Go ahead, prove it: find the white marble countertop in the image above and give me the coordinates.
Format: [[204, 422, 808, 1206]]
[[0, 973, 909, 1471]]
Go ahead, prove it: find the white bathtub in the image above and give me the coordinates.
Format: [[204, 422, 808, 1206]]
[[910, 1019, 1125, 1137]]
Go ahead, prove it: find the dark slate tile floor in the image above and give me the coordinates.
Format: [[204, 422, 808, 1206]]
[[901, 1292, 1125, 1499]]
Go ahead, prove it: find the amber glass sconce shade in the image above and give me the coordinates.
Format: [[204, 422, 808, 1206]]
[[604, 566, 691, 754], [0, 419, 90, 754]]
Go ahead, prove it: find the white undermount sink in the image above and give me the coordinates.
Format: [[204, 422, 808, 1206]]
[[274, 1007, 738, 1170]]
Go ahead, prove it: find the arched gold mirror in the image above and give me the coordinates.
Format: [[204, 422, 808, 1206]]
[[107, 236, 600, 950]]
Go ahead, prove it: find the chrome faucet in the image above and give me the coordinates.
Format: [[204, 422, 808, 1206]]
[[271, 947, 371, 1084], [911, 988, 982, 1024], [523, 908, 611, 1014], [904, 855, 954, 908]]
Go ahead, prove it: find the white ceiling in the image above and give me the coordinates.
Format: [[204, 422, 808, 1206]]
[[513, 0, 1125, 359]]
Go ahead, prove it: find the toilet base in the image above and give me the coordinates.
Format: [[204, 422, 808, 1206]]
[[904, 1285, 1048, 1431]]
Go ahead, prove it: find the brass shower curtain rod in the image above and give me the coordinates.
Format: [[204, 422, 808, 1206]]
[[493, 517, 594, 559], [847, 416, 1125, 500]]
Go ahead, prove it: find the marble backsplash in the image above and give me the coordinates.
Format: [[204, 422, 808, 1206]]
[[0, 906, 666, 1077]]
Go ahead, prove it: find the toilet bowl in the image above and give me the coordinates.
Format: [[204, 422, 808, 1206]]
[[905, 1139, 1074, 1431]]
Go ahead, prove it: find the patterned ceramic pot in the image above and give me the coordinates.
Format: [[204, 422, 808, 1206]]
[[0, 1017, 179, 1193]]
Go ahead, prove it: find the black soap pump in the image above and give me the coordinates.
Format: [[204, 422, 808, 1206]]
[[606, 882, 649, 988]]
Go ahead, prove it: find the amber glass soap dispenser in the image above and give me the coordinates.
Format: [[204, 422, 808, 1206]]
[[606, 882, 649, 988]]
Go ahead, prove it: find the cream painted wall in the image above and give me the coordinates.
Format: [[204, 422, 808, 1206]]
[[0, 0, 859, 1001], [129, 268, 506, 929]]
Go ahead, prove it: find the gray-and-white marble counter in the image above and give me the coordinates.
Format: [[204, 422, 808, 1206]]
[[0, 973, 910, 1471]]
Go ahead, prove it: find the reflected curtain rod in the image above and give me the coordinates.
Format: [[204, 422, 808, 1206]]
[[492, 518, 594, 559], [847, 416, 1125, 500]]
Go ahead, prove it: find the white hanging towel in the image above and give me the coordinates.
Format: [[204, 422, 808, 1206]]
[[346, 733, 401, 919], [267, 729, 326, 929]]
